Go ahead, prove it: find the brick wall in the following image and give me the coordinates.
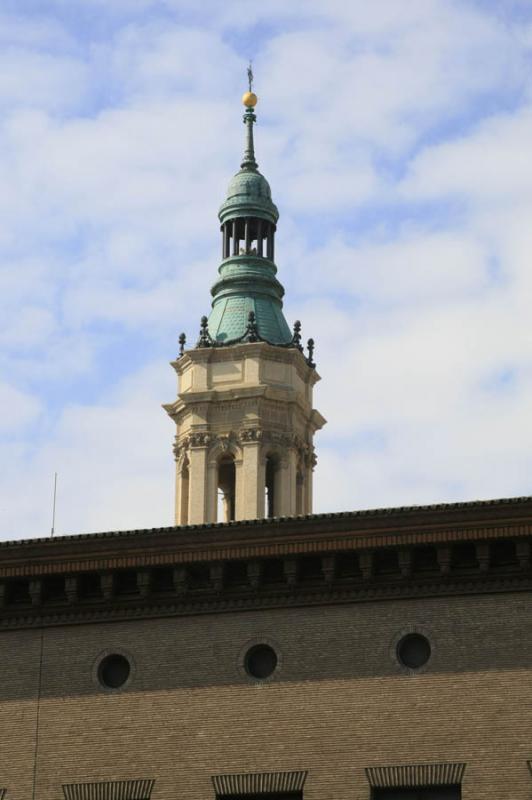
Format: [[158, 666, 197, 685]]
[[1, 592, 531, 800]]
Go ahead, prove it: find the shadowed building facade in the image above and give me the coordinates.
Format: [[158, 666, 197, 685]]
[[1, 89, 531, 800]]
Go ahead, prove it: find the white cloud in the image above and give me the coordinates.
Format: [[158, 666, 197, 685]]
[[1, 0, 532, 538], [402, 108, 532, 208], [0, 382, 41, 433], [0, 362, 174, 539]]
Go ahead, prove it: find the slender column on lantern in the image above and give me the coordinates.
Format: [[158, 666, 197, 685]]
[[257, 219, 263, 256], [228, 221, 233, 258], [267, 224, 273, 260], [245, 218, 251, 254], [222, 223, 228, 258], [233, 220, 239, 255]]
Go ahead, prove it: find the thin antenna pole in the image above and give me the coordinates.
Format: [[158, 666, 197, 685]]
[[51, 472, 58, 537]]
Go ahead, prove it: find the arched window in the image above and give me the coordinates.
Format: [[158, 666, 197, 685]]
[[265, 455, 277, 518], [218, 455, 236, 522], [179, 456, 190, 525]]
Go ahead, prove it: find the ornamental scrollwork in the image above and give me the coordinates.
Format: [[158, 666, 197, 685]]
[[173, 435, 190, 462], [189, 432, 213, 448], [239, 428, 263, 443]]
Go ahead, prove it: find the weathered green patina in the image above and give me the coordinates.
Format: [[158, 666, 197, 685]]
[[207, 104, 292, 345]]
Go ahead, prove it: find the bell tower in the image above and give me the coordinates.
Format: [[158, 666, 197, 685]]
[[164, 80, 325, 525]]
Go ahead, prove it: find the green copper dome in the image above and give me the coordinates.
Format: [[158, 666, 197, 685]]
[[219, 170, 278, 226], [208, 255, 291, 344], [206, 101, 292, 346]]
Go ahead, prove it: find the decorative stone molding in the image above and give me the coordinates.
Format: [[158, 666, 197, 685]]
[[212, 770, 307, 796], [172, 435, 190, 462], [215, 435, 237, 454], [267, 432, 293, 448], [206, 434, 242, 467], [1, 571, 530, 631], [189, 432, 212, 448], [365, 762, 466, 788], [62, 779, 155, 800], [239, 428, 263, 442]]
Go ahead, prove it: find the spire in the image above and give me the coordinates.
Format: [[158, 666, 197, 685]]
[[241, 106, 258, 171], [241, 63, 259, 171], [207, 75, 292, 347]]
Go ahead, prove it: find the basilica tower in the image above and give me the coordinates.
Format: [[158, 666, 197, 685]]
[[164, 84, 325, 525]]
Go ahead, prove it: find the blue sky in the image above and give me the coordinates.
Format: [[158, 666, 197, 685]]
[[1, 0, 532, 539]]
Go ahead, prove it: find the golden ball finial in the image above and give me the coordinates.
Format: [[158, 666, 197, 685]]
[[242, 91, 258, 107]]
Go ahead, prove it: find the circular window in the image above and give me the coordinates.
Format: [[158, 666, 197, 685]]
[[98, 653, 131, 689], [244, 643, 278, 680], [396, 633, 431, 669]]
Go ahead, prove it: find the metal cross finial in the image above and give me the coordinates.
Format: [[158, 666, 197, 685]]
[[247, 61, 254, 92]]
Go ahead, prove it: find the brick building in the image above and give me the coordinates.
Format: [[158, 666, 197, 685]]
[[2, 88, 531, 800]]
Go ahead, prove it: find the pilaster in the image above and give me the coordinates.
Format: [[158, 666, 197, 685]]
[[239, 440, 264, 520], [188, 443, 210, 524]]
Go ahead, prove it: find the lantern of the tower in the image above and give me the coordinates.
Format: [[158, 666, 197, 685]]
[[164, 86, 326, 525]]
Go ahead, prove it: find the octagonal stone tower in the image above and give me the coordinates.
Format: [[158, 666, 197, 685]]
[[164, 88, 325, 525]]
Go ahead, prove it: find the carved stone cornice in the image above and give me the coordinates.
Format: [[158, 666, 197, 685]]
[[0, 505, 529, 630], [173, 341, 320, 385], [0, 572, 530, 632]]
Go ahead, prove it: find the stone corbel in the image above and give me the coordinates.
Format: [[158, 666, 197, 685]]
[[283, 558, 298, 587], [29, 579, 42, 606], [173, 566, 187, 595], [137, 570, 151, 598], [516, 540, 531, 570], [210, 563, 224, 593], [398, 549, 412, 578], [322, 555, 336, 584], [100, 573, 114, 600], [476, 542, 490, 572], [437, 545, 451, 575], [65, 576, 78, 605], [360, 551, 373, 581], [247, 560, 262, 589]]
